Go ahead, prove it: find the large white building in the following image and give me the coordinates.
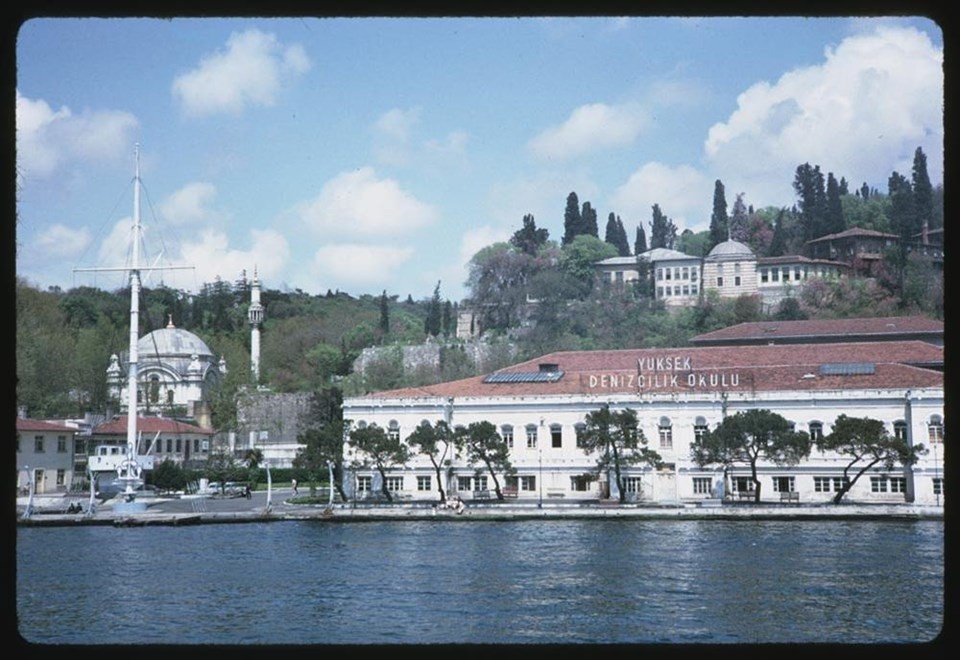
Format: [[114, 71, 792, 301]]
[[595, 239, 849, 311], [342, 337, 944, 506]]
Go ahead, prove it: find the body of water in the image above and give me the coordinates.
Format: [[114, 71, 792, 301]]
[[16, 519, 943, 645]]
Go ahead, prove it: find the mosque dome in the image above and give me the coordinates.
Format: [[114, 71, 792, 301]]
[[137, 325, 214, 360], [706, 239, 755, 260]]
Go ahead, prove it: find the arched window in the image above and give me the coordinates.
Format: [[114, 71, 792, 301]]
[[808, 421, 823, 442], [526, 424, 538, 449], [501, 425, 514, 448], [574, 422, 587, 448], [928, 415, 943, 443], [166, 389, 175, 405], [658, 416, 673, 449], [550, 423, 562, 448], [693, 416, 708, 442], [388, 420, 400, 442], [893, 420, 908, 442], [149, 376, 160, 403]]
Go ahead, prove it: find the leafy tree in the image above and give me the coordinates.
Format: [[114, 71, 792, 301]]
[[692, 409, 811, 502], [150, 458, 189, 493], [294, 389, 347, 499], [454, 421, 514, 501], [510, 213, 549, 256], [675, 228, 709, 257], [649, 204, 677, 250], [577, 405, 662, 503], [465, 242, 537, 332], [817, 415, 925, 504], [562, 191, 582, 246], [774, 297, 807, 321], [405, 420, 455, 503], [558, 234, 618, 298], [708, 179, 729, 250], [348, 423, 410, 502], [204, 440, 245, 494]]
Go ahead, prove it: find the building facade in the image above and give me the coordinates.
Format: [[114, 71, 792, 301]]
[[342, 339, 944, 507], [16, 418, 77, 494]]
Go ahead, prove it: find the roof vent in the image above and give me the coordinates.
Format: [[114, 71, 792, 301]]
[[539, 363, 561, 373]]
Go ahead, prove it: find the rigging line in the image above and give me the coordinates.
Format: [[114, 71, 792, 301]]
[[74, 175, 138, 291]]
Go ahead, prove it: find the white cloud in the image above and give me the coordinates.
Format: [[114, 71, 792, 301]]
[[310, 243, 416, 287], [159, 182, 226, 227], [610, 162, 710, 230], [15, 91, 138, 180], [704, 25, 943, 205], [31, 224, 92, 259], [171, 228, 290, 290], [296, 167, 437, 237], [528, 102, 649, 160], [172, 29, 311, 117]]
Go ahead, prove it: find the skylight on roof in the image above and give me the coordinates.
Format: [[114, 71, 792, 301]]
[[483, 370, 565, 384], [819, 362, 875, 376]]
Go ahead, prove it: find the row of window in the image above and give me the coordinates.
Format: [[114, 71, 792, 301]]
[[657, 284, 700, 298], [16, 436, 212, 455], [356, 474, 945, 498], [657, 266, 700, 281], [373, 417, 943, 452], [758, 266, 838, 284]]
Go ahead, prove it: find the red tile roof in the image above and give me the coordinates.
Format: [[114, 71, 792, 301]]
[[690, 316, 943, 344], [93, 417, 214, 435], [351, 341, 942, 400], [15, 418, 76, 433]]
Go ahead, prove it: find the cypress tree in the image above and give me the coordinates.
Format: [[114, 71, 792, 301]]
[[635, 225, 648, 255], [562, 192, 582, 246], [912, 146, 934, 233], [825, 172, 845, 235], [709, 179, 729, 249], [581, 201, 599, 238]]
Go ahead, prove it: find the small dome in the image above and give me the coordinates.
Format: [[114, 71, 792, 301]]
[[138, 327, 214, 359], [707, 239, 754, 259]]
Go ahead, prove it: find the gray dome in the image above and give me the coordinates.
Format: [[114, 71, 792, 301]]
[[138, 327, 213, 359], [707, 239, 754, 259]]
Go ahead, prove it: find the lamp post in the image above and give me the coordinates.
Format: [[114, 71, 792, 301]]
[[327, 461, 335, 507], [22, 466, 33, 520], [538, 450, 543, 509]]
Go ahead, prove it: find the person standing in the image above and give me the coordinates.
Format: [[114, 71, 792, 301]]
[[292, 478, 298, 495]]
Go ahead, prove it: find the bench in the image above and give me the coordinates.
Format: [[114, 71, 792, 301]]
[[502, 486, 518, 499], [546, 489, 566, 498], [780, 491, 800, 503], [737, 491, 755, 500], [472, 490, 491, 500]]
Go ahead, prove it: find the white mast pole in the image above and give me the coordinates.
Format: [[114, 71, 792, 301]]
[[122, 144, 143, 500]]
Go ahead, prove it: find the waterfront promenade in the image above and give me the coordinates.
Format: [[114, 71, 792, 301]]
[[15, 489, 944, 527]]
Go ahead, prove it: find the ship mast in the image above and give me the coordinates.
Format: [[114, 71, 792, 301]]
[[74, 143, 193, 511], [118, 144, 145, 502]]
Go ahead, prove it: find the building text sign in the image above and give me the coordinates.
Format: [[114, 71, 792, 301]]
[[581, 355, 742, 391]]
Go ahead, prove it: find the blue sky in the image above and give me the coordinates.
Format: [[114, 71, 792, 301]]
[[15, 16, 943, 303]]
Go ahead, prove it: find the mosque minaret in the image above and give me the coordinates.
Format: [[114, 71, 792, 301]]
[[248, 267, 264, 385]]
